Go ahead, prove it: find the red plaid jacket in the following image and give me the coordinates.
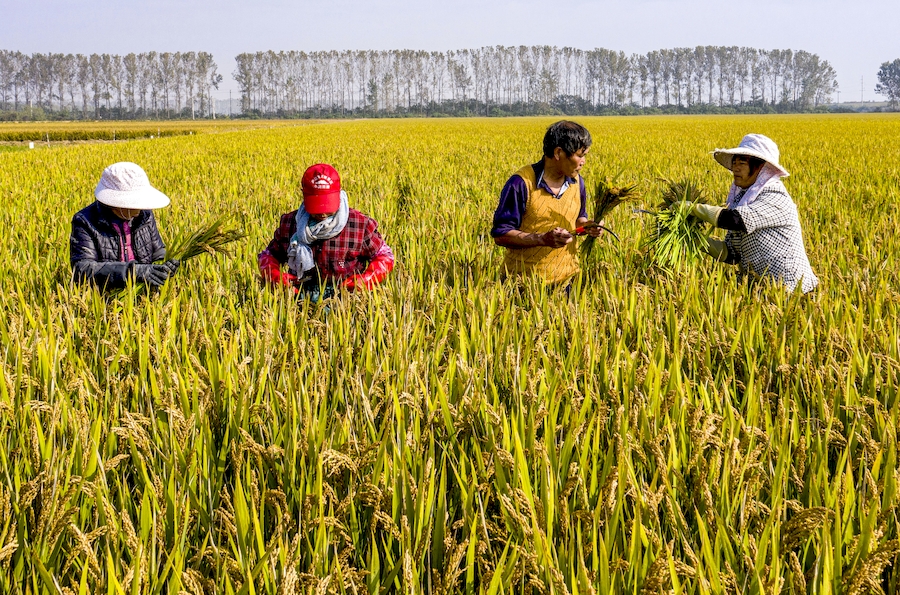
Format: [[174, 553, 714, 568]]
[[262, 209, 385, 280]]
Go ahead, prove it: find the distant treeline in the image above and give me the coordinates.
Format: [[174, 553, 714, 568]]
[[1, 46, 839, 120], [0, 51, 222, 120], [235, 46, 838, 117]]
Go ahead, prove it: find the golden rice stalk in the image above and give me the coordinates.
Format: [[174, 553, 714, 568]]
[[0, 541, 17, 565], [580, 177, 639, 255], [641, 179, 711, 273], [841, 539, 900, 595], [165, 214, 247, 262], [591, 177, 641, 220], [780, 507, 833, 552], [788, 552, 807, 595]]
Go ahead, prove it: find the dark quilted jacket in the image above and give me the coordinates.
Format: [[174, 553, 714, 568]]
[[70, 201, 166, 288]]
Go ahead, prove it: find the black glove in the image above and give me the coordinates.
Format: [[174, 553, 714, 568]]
[[162, 259, 180, 276], [132, 263, 172, 287]]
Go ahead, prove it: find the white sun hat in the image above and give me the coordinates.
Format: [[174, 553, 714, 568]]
[[712, 133, 789, 177], [94, 162, 171, 209]]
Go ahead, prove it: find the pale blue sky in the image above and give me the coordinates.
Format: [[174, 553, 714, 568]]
[[1, 0, 896, 103]]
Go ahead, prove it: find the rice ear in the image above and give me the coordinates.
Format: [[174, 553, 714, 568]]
[[166, 214, 247, 262], [591, 177, 640, 220], [581, 176, 639, 256]]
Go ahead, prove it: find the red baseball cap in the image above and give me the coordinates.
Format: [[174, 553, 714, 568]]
[[301, 163, 341, 214]]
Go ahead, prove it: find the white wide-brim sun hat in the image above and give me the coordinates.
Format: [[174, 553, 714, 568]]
[[94, 162, 171, 209], [712, 133, 790, 177]]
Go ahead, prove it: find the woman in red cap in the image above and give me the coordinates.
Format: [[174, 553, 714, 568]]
[[258, 163, 394, 300]]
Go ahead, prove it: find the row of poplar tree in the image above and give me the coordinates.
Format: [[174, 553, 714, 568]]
[[0, 46, 839, 119], [234, 46, 838, 116], [0, 51, 222, 119]]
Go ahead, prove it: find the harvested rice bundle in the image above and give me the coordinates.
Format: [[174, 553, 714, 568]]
[[165, 214, 247, 262], [641, 179, 711, 272], [579, 177, 639, 254]]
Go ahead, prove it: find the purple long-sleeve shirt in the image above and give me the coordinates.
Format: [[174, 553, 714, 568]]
[[491, 160, 588, 237], [111, 220, 135, 262]]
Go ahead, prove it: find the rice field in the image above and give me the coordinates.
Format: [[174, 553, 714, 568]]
[[0, 119, 314, 143], [1, 114, 900, 594]]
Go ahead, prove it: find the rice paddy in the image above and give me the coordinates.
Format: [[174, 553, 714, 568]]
[[1, 114, 899, 594]]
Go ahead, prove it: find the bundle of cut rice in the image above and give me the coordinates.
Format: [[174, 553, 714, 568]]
[[165, 215, 247, 262], [641, 179, 710, 272], [579, 177, 639, 255]]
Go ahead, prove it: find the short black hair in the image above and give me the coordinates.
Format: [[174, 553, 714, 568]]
[[543, 121, 592, 158]]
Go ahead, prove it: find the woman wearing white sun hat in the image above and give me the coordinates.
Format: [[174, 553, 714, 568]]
[[70, 162, 179, 289], [676, 133, 818, 293]]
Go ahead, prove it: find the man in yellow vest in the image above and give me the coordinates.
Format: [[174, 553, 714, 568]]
[[491, 120, 602, 285]]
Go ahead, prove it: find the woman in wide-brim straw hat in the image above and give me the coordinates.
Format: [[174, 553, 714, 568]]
[[676, 133, 818, 293], [70, 162, 179, 289]]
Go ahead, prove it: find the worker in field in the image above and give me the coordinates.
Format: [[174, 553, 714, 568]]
[[677, 134, 818, 293], [70, 162, 179, 289], [258, 163, 394, 300], [491, 120, 603, 286]]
